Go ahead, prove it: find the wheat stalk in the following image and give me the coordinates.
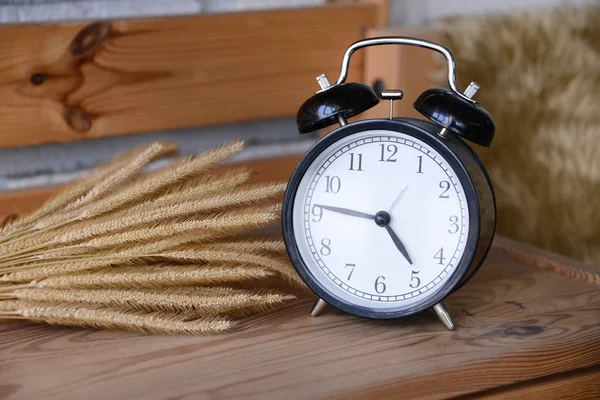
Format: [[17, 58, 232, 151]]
[[0, 142, 178, 240], [157, 250, 304, 287], [51, 185, 284, 247], [20, 265, 274, 290], [1, 176, 275, 255], [0, 287, 295, 317], [32, 140, 244, 230], [0, 168, 252, 256], [0, 205, 282, 271], [53, 207, 281, 256], [64, 142, 179, 212], [0, 301, 233, 335], [147, 167, 253, 207], [208, 239, 288, 254]]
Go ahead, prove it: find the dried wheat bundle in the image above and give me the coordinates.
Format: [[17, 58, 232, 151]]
[[0, 140, 304, 335]]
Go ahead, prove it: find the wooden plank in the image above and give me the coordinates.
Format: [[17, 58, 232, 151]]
[[362, 26, 444, 120], [494, 236, 600, 285], [467, 367, 600, 399], [1, 240, 599, 399], [0, 4, 378, 148], [0, 153, 303, 220]]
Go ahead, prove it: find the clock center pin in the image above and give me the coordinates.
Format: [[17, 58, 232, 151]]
[[374, 211, 391, 227]]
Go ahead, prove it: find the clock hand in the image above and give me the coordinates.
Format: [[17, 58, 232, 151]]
[[388, 185, 407, 213], [384, 224, 413, 265], [314, 204, 375, 220]]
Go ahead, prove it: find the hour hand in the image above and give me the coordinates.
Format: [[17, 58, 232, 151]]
[[384, 224, 413, 265], [314, 204, 375, 220]]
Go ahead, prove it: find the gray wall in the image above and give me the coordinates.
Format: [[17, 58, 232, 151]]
[[390, 0, 591, 26]]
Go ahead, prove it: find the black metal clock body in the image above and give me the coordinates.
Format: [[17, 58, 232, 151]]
[[281, 36, 496, 325], [282, 118, 496, 319]]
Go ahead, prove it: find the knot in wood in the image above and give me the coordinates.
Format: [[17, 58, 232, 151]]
[[503, 325, 545, 337], [30, 73, 46, 86], [70, 22, 112, 58], [64, 107, 93, 133]]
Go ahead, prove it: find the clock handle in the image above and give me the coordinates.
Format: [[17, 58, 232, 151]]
[[326, 37, 476, 104]]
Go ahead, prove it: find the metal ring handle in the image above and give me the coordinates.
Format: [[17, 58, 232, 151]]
[[330, 36, 476, 104]]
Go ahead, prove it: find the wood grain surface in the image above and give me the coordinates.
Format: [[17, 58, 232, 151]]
[[0, 4, 376, 148], [494, 236, 600, 286], [465, 367, 600, 400], [1, 239, 599, 399]]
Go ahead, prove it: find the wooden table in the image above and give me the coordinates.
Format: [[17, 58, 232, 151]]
[[1, 237, 599, 399]]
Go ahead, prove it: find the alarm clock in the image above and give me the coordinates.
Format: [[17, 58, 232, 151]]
[[281, 37, 496, 330]]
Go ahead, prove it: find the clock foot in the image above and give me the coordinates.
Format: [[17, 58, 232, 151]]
[[310, 298, 328, 317], [433, 301, 455, 331]]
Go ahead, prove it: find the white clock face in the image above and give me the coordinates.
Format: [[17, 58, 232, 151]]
[[292, 129, 471, 311]]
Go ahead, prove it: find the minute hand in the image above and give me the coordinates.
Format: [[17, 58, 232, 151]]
[[384, 224, 413, 265], [314, 205, 375, 220]]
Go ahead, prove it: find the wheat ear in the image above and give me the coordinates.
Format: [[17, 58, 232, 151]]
[[27, 265, 274, 289], [0, 301, 233, 335], [0, 142, 177, 238], [34, 140, 244, 229], [148, 167, 253, 207], [64, 142, 179, 212], [0, 232, 218, 282], [157, 250, 304, 288], [2, 146, 250, 253], [2, 182, 255, 253], [0, 205, 282, 267], [0, 142, 243, 253], [208, 239, 287, 254], [1, 287, 295, 317], [47, 185, 284, 247]]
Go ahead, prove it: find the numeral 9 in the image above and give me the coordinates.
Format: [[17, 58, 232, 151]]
[[312, 205, 323, 222]]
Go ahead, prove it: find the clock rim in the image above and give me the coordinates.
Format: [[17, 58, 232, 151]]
[[282, 119, 481, 319]]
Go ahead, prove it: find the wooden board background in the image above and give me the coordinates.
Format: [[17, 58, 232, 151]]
[[1, 237, 599, 399], [0, 3, 378, 149]]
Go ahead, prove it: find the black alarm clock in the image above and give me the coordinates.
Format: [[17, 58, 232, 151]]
[[281, 37, 496, 330]]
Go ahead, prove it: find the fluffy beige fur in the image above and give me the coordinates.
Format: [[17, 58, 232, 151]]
[[441, 5, 600, 265]]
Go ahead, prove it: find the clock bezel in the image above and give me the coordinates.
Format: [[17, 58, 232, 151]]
[[282, 119, 481, 319]]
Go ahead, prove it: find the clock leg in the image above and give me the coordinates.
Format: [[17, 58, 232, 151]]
[[433, 301, 455, 331], [310, 298, 328, 317]]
